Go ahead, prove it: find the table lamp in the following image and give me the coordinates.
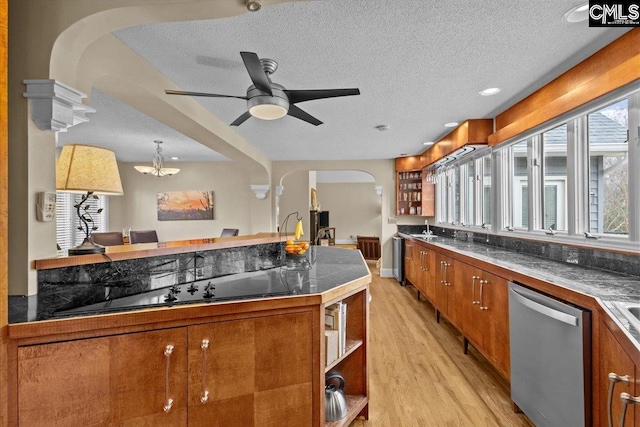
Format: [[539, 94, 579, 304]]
[[56, 144, 124, 255]]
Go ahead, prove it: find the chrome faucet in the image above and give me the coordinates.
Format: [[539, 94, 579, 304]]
[[423, 219, 432, 236]]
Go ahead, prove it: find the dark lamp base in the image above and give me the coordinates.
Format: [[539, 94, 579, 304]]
[[68, 238, 105, 255]]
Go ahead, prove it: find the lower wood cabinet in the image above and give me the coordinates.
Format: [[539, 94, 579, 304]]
[[17, 312, 315, 427], [18, 328, 189, 426], [187, 312, 313, 427], [451, 261, 510, 379], [434, 253, 463, 330], [599, 319, 637, 427]]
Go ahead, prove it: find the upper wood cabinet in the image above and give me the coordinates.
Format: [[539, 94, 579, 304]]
[[419, 119, 493, 168], [395, 169, 435, 217]]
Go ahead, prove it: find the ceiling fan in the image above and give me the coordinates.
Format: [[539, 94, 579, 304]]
[[165, 51, 360, 126]]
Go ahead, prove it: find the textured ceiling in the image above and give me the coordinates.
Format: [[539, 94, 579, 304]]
[[61, 0, 630, 162]]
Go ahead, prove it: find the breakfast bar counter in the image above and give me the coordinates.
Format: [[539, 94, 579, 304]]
[[8, 243, 371, 427]]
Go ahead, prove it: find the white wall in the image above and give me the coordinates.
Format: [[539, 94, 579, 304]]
[[110, 161, 261, 241], [316, 183, 381, 242]]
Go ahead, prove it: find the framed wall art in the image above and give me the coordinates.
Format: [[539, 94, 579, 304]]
[[157, 190, 214, 221]]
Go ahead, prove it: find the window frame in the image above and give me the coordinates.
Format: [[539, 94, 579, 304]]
[[433, 82, 639, 251]]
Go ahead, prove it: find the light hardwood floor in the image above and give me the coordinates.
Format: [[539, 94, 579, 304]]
[[350, 264, 532, 427]]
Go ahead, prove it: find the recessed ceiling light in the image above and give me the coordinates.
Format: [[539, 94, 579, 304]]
[[375, 124, 391, 131], [479, 87, 501, 96], [423, 141, 434, 146], [246, 0, 262, 12], [444, 122, 459, 128], [563, 3, 589, 23], [170, 156, 179, 160]]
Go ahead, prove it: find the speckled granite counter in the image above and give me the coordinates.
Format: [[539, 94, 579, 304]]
[[399, 232, 640, 348], [10, 246, 370, 323]]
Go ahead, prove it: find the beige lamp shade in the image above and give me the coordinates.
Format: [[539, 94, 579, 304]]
[[56, 144, 124, 195]]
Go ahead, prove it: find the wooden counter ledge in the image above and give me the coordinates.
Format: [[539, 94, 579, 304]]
[[34, 232, 285, 270]]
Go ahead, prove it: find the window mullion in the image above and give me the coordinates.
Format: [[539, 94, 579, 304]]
[[629, 91, 640, 242]]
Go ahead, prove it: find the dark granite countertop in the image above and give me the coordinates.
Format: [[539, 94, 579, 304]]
[[400, 233, 640, 349], [10, 246, 370, 323]]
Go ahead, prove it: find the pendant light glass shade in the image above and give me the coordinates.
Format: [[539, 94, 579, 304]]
[[135, 140, 180, 177]]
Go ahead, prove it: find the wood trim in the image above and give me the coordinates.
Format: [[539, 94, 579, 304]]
[[420, 119, 493, 168], [395, 156, 422, 172], [1, 1, 8, 425], [489, 29, 640, 146], [34, 233, 285, 270], [8, 293, 322, 341]]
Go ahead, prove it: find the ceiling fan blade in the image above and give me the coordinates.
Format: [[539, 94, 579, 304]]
[[230, 111, 252, 126], [240, 51, 273, 96], [165, 90, 247, 100], [284, 88, 360, 104], [287, 105, 323, 126]]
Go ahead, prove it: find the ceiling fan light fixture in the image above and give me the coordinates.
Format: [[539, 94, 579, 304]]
[[246, 0, 262, 12], [248, 95, 289, 120]]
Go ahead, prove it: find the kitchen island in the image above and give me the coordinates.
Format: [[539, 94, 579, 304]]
[[8, 240, 371, 427]]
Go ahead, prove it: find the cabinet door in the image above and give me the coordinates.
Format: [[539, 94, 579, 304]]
[[599, 320, 635, 427], [18, 328, 188, 427], [434, 253, 450, 313], [188, 312, 314, 427], [446, 259, 464, 330], [420, 247, 436, 301], [457, 262, 483, 346], [479, 272, 510, 379], [405, 242, 418, 287]]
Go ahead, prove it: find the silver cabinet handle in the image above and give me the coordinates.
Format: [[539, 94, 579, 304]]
[[443, 262, 451, 286], [200, 339, 210, 403], [471, 276, 480, 304], [608, 373, 631, 427], [479, 280, 488, 310], [619, 392, 640, 427], [163, 344, 175, 413], [419, 251, 423, 270], [440, 261, 445, 283]]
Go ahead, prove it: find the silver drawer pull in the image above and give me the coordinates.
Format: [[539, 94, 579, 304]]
[[619, 392, 640, 427], [479, 280, 488, 310], [201, 339, 210, 403], [607, 372, 631, 427], [163, 344, 175, 413], [471, 276, 479, 304]]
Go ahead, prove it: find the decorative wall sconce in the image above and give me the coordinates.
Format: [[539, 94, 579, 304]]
[[374, 185, 383, 196], [250, 185, 270, 200], [275, 185, 285, 197]]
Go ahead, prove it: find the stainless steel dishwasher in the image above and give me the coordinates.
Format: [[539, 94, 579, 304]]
[[509, 282, 591, 427]]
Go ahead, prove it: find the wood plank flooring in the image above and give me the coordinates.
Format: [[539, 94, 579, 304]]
[[350, 264, 532, 427]]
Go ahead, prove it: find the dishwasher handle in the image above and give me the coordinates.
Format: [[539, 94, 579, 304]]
[[509, 287, 579, 326]]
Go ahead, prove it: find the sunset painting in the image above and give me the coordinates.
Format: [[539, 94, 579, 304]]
[[157, 191, 214, 221]]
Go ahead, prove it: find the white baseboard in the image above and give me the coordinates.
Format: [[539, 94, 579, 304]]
[[380, 268, 393, 278]]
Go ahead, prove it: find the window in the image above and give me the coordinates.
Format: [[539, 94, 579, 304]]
[[588, 98, 629, 235], [56, 192, 109, 251], [542, 124, 568, 231], [511, 140, 528, 229], [462, 160, 474, 226], [482, 154, 491, 226]]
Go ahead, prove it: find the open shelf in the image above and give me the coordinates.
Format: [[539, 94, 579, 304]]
[[325, 394, 368, 427], [325, 338, 363, 373]]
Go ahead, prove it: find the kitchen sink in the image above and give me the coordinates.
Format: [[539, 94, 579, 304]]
[[612, 301, 640, 332], [409, 233, 434, 240]]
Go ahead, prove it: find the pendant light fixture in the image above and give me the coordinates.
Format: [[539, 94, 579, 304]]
[[134, 140, 180, 177]]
